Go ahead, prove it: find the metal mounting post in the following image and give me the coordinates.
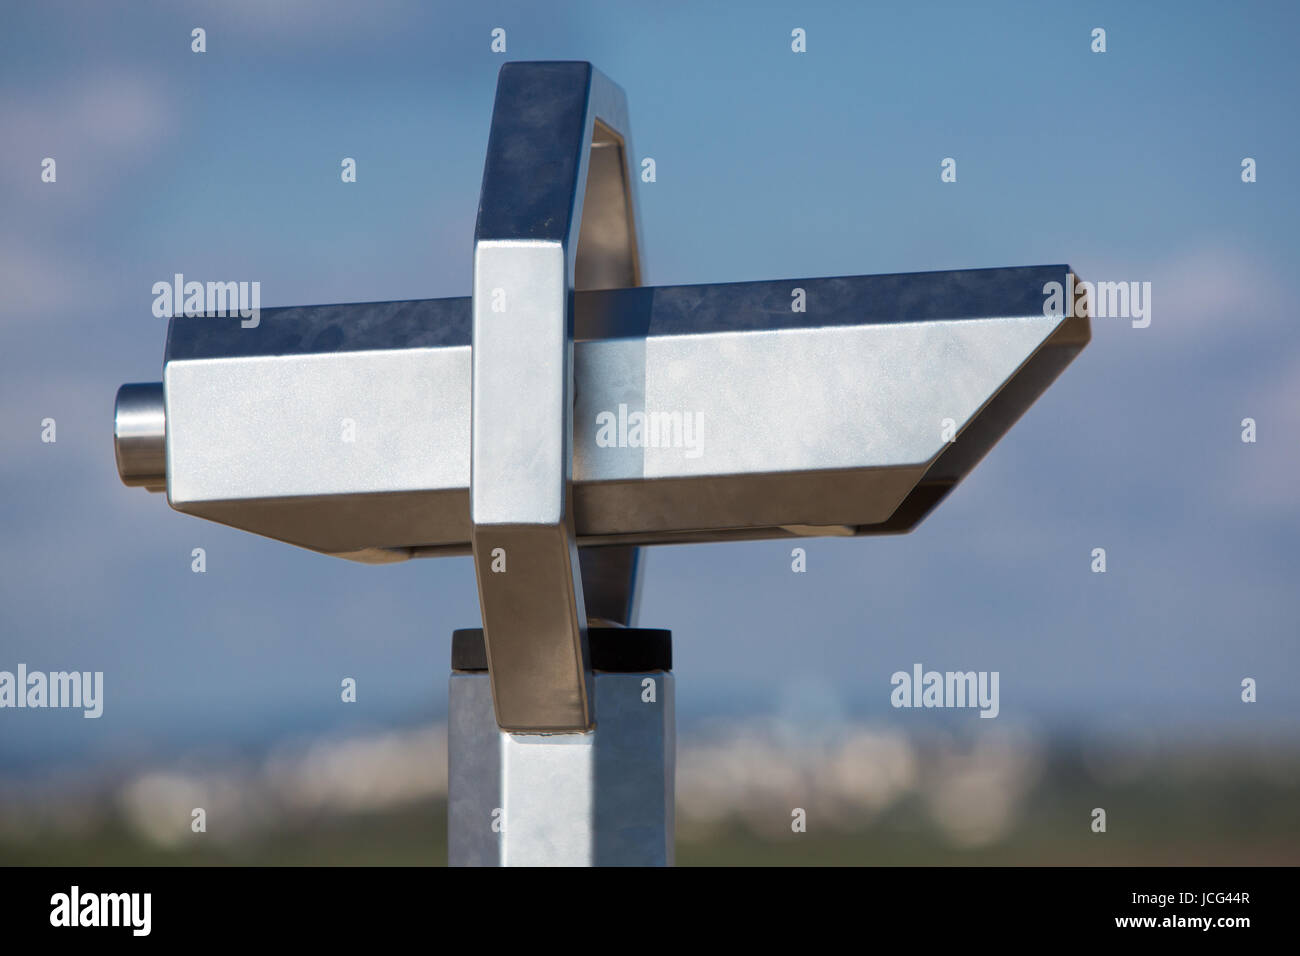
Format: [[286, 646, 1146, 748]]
[[448, 628, 674, 866]]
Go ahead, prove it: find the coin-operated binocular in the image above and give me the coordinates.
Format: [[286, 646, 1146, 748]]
[[114, 61, 1089, 865]]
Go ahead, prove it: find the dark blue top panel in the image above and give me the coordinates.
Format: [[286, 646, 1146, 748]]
[[165, 264, 1071, 361]]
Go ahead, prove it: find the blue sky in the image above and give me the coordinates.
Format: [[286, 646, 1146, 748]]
[[1, 1, 1297, 768]]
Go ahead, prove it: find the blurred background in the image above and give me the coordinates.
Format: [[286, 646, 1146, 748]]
[[1, 0, 1297, 864]]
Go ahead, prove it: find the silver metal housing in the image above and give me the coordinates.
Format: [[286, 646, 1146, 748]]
[[147, 265, 1089, 560]]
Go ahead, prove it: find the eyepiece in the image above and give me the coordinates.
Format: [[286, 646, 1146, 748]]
[[114, 383, 166, 492]]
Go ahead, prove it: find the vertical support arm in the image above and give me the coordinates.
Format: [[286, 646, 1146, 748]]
[[471, 62, 644, 732]]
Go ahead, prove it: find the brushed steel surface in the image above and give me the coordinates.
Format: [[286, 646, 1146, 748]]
[[153, 265, 1088, 558], [471, 62, 646, 731], [448, 668, 675, 866]]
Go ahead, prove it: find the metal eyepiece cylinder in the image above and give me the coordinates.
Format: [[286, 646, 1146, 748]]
[[114, 383, 166, 492]]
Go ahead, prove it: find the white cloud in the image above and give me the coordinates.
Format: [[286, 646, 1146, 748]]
[[1079, 243, 1286, 346], [207, 0, 414, 42], [1229, 350, 1300, 518], [0, 71, 176, 213]]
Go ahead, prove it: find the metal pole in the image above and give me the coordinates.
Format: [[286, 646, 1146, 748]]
[[448, 627, 674, 866]]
